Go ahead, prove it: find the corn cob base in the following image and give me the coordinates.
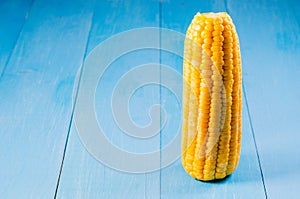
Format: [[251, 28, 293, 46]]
[[181, 12, 242, 181]]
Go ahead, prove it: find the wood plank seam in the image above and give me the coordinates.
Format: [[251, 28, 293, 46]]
[[225, 0, 269, 196], [53, 6, 95, 199], [225, 2, 267, 197], [0, 0, 34, 80], [242, 82, 268, 199]]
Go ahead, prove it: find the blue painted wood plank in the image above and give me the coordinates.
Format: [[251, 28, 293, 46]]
[[56, 1, 160, 198], [227, 0, 300, 198], [0, 0, 93, 197], [0, 0, 32, 75], [160, 0, 265, 198]]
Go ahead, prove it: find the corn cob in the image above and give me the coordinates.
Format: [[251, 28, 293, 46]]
[[182, 12, 242, 181]]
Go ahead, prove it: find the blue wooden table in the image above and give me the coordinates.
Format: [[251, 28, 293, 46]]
[[0, 0, 299, 198]]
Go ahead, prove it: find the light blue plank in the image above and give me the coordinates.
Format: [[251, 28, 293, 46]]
[[0, 0, 93, 198], [227, 0, 300, 198], [160, 0, 265, 198], [57, 1, 160, 198], [0, 0, 32, 75]]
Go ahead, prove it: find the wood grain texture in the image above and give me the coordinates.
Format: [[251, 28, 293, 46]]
[[0, 0, 93, 198], [1, 0, 298, 198], [56, 0, 160, 198], [0, 0, 32, 75], [160, 0, 266, 198], [227, 0, 300, 198]]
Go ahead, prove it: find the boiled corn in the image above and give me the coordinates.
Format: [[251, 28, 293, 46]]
[[182, 12, 242, 181]]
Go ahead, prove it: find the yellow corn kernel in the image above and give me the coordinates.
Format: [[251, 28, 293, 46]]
[[182, 12, 242, 181]]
